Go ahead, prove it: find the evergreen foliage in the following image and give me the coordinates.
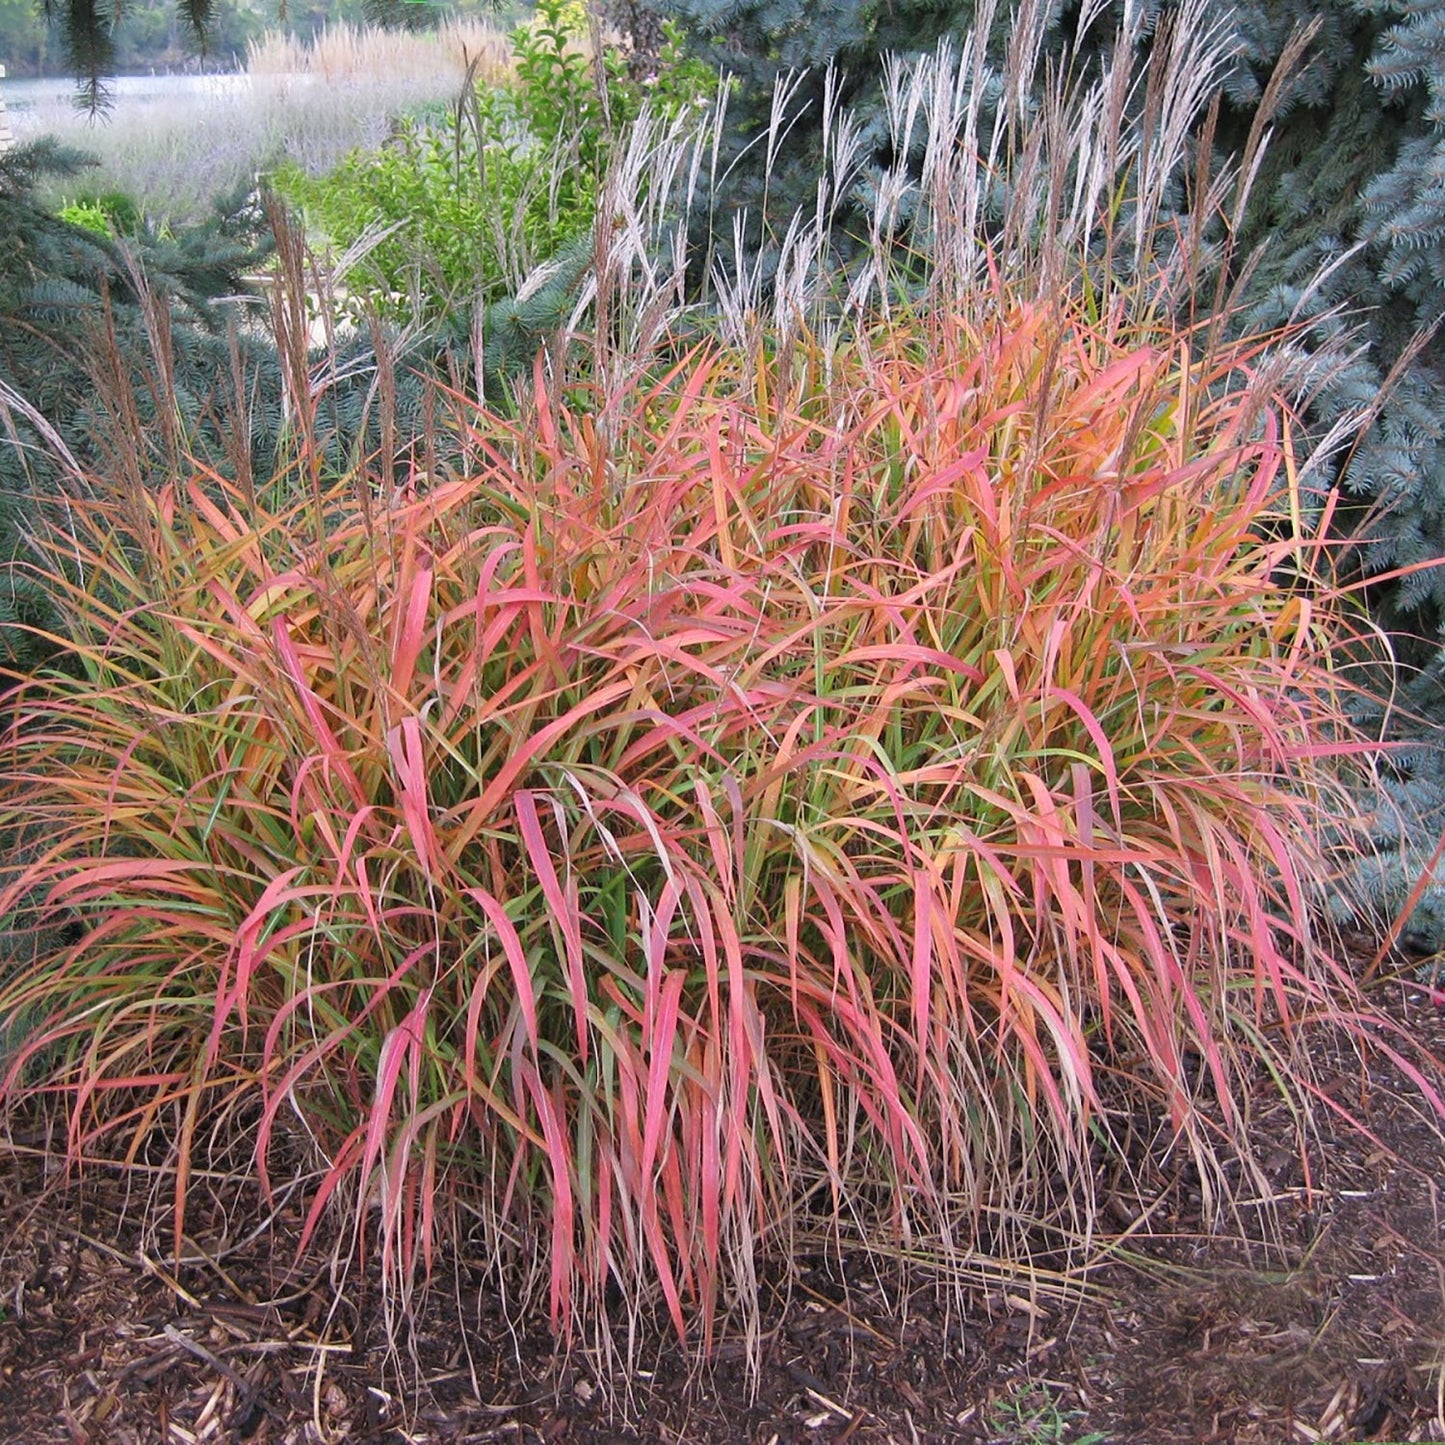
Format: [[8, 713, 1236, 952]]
[[633, 0, 1022, 275], [38, 0, 216, 110], [0, 139, 266, 664], [1205, 0, 1445, 942]]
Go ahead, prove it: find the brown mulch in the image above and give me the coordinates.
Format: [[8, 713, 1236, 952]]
[[2, 975, 1443, 1445]]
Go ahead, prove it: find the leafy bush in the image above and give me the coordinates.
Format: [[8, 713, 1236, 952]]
[[54, 189, 143, 239], [55, 198, 114, 237], [271, 0, 715, 319]]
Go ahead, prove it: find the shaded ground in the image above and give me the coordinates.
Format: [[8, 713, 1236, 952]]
[[2, 974, 1443, 1445]]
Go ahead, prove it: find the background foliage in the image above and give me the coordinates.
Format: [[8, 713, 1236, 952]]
[[271, 0, 715, 320]]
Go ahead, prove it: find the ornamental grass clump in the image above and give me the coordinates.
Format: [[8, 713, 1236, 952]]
[[0, 282, 1399, 1353], [3, 0, 1433, 1370]]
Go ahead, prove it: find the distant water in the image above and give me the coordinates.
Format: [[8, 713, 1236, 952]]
[[3, 72, 255, 117]]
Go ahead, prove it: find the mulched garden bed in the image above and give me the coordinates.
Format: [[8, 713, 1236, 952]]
[[3, 975, 1442, 1445]]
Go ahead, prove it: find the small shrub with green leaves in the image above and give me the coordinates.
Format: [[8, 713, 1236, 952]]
[[271, 0, 714, 320], [54, 198, 114, 237], [54, 189, 143, 239]]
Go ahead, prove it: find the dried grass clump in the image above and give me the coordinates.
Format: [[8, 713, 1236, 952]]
[[245, 18, 510, 86]]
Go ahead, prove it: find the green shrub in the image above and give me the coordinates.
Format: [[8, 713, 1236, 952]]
[[271, 0, 715, 319], [55, 198, 113, 236], [55, 189, 143, 239], [87, 189, 143, 237]]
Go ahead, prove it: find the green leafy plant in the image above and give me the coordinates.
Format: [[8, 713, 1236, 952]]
[[55, 198, 113, 237], [506, 0, 605, 175], [984, 1380, 1107, 1445], [54, 189, 143, 239], [271, 0, 715, 319]]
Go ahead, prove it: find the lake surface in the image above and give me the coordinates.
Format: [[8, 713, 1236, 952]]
[[2, 72, 257, 117]]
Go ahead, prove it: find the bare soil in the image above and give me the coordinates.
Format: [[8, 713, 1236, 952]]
[[2, 974, 1443, 1445]]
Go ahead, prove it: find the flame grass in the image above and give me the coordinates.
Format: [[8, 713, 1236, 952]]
[[1, 0, 1428, 1371], [0, 285, 1391, 1354]]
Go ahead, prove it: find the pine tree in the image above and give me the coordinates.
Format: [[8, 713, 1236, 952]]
[[0, 139, 273, 667], [646, 0, 978, 270], [1, 136, 597, 673], [37, 0, 215, 110]]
